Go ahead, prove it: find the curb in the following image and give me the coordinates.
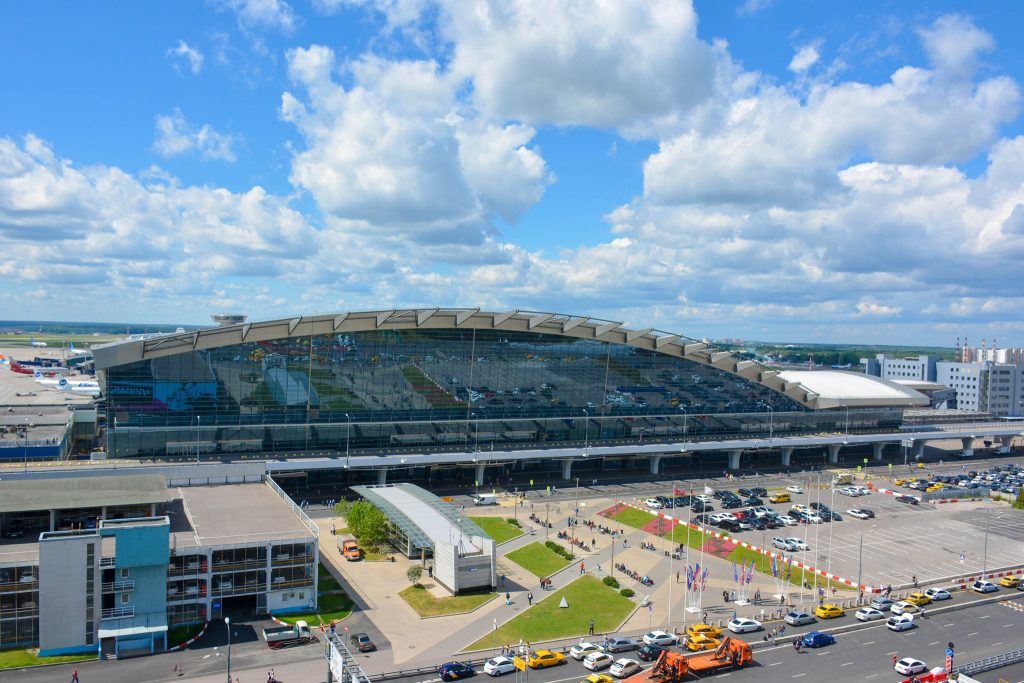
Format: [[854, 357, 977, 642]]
[[168, 620, 210, 651]]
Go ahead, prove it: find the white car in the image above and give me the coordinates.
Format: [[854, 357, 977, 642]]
[[851, 486, 870, 495], [894, 657, 926, 674], [837, 487, 860, 496], [802, 513, 823, 524], [584, 652, 615, 671], [484, 657, 517, 676], [890, 601, 919, 615], [855, 608, 885, 622], [887, 614, 916, 632], [609, 659, 642, 678], [644, 498, 663, 509], [846, 509, 871, 519], [971, 580, 998, 594], [709, 513, 734, 524], [778, 515, 798, 526], [694, 495, 711, 503], [786, 485, 803, 494], [727, 618, 762, 634], [785, 537, 809, 551], [570, 643, 604, 660], [924, 588, 953, 601], [772, 537, 797, 551], [642, 631, 678, 646]]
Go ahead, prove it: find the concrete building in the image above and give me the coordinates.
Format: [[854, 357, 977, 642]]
[[860, 354, 938, 382], [351, 483, 497, 594], [0, 474, 318, 658], [936, 361, 1024, 417]]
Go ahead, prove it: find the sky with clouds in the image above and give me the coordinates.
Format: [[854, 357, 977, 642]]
[[1, 0, 1023, 345]]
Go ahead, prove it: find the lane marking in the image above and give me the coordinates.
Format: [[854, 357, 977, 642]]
[[1003, 623, 1014, 627], [793, 674, 806, 678], [980, 615, 991, 619], [992, 642, 1003, 647], [967, 632, 978, 636], [886, 651, 898, 655], [841, 662, 853, 667], [769, 662, 782, 667], [929, 641, 940, 645], [863, 641, 875, 645]]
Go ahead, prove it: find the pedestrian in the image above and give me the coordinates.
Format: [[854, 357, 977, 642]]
[[677, 570, 680, 583], [589, 619, 595, 635], [723, 590, 729, 604], [330, 523, 336, 535], [920, 607, 926, 619], [892, 654, 898, 667], [71, 667, 79, 682], [702, 611, 708, 624], [527, 592, 533, 605], [779, 625, 785, 636], [580, 561, 585, 575], [831, 587, 837, 597], [506, 591, 511, 605], [501, 574, 506, 588], [755, 589, 761, 602], [793, 640, 800, 653], [780, 594, 785, 607]]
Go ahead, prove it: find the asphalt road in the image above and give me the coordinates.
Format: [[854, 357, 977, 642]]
[[385, 596, 1024, 683]]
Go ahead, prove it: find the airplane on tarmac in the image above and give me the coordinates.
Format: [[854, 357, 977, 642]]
[[30, 337, 47, 348], [57, 377, 100, 397], [33, 370, 97, 389]]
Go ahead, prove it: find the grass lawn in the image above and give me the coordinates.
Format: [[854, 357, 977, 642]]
[[318, 564, 342, 592], [505, 542, 573, 578], [167, 623, 205, 646], [465, 576, 634, 651], [277, 590, 355, 626], [468, 517, 523, 544], [610, 507, 656, 529], [0, 649, 95, 669], [399, 585, 498, 617]]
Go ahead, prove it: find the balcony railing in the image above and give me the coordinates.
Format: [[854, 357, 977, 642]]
[[0, 580, 38, 593], [99, 558, 116, 568], [101, 606, 134, 619], [101, 580, 134, 593], [211, 559, 263, 573], [168, 564, 208, 577]]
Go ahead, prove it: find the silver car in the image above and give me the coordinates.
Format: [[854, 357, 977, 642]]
[[784, 611, 815, 626], [604, 636, 638, 653]]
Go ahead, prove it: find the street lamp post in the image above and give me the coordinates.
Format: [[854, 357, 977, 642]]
[[225, 616, 232, 683], [582, 409, 590, 456], [21, 419, 28, 473], [472, 412, 479, 454], [195, 415, 201, 464], [345, 413, 352, 469], [982, 512, 1003, 578], [856, 525, 877, 596], [680, 406, 688, 450], [765, 405, 774, 444], [574, 477, 580, 518]]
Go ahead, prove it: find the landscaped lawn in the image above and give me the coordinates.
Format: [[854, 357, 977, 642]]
[[468, 517, 523, 544], [0, 649, 95, 670], [168, 623, 204, 647], [505, 542, 572, 578], [465, 576, 634, 651], [610, 507, 656, 529], [318, 564, 342, 592], [277, 590, 355, 626], [399, 585, 498, 617]]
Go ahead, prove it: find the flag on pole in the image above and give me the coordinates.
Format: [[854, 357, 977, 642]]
[[701, 567, 709, 590], [732, 561, 738, 584], [771, 555, 778, 578], [704, 485, 714, 495], [746, 560, 756, 584]]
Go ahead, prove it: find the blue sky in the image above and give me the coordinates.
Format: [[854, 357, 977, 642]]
[[1, 0, 1023, 346]]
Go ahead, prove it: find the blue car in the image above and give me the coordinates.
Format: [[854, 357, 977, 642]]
[[801, 631, 835, 648], [438, 662, 476, 681]]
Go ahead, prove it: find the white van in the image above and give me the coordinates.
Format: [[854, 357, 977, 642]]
[[472, 493, 499, 506]]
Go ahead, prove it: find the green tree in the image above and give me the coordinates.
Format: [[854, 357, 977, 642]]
[[344, 500, 390, 551], [407, 566, 423, 585], [1014, 488, 1024, 511]]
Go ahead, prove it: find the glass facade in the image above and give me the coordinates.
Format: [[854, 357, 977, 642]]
[[104, 328, 903, 458]]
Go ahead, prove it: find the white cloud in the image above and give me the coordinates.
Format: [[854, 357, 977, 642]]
[[737, 0, 773, 16], [153, 110, 240, 162], [214, 0, 297, 32], [917, 14, 994, 78], [443, 0, 718, 137], [167, 40, 204, 74], [788, 45, 819, 73], [281, 47, 552, 250]]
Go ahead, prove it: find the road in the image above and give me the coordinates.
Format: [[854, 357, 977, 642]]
[[382, 595, 1024, 683]]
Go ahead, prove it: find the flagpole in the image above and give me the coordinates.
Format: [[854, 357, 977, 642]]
[[667, 479, 674, 630]]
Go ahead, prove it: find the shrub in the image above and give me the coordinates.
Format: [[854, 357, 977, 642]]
[[603, 576, 620, 589], [507, 518, 522, 528], [406, 566, 423, 585], [544, 540, 574, 560], [620, 588, 635, 598]]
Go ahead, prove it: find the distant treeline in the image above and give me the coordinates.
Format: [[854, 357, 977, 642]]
[[720, 343, 957, 367], [0, 320, 200, 335]]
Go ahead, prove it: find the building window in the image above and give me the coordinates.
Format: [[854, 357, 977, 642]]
[[121, 568, 130, 579], [120, 593, 129, 605]]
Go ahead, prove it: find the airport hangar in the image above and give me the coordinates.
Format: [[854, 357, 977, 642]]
[[86, 308, 959, 489]]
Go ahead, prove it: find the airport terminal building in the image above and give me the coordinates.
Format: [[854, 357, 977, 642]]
[[92, 309, 926, 468]]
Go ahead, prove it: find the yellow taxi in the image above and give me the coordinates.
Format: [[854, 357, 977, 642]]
[[925, 484, 944, 493], [528, 650, 565, 669], [814, 603, 844, 619], [893, 478, 908, 486], [769, 492, 791, 504], [999, 576, 1021, 588], [905, 592, 932, 606], [685, 634, 720, 651], [583, 675, 614, 683], [685, 623, 722, 639]]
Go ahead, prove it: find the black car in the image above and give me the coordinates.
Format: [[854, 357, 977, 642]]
[[713, 489, 729, 499], [744, 496, 763, 506], [694, 514, 711, 525], [748, 518, 767, 530], [810, 502, 830, 511], [438, 662, 476, 681], [692, 502, 713, 512], [721, 498, 742, 509], [751, 487, 768, 497], [637, 644, 666, 661], [895, 495, 919, 505], [673, 496, 692, 507], [718, 519, 740, 532], [762, 517, 783, 529], [737, 488, 754, 497]]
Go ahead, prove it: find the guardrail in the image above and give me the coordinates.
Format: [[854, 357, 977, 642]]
[[266, 475, 320, 539], [101, 580, 134, 592], [101, 605, 134, 619], [956, 648, 1024, 676]]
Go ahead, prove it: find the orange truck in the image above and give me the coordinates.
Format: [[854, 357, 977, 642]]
[[341, 538, 361, 561], [622, 637, 752, 683]]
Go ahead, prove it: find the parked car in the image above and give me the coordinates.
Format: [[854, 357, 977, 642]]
[[483, 657, 516, 676], [905, 592, 932, 606], [438, 662, 476, 681], [727, 618, 762, 634], [890, 601, 920, 615], [870, 596, 894, 611], [685, 624, 722, 639], [895, 495, 920, 505], [644, 498, 664, 509], [855, 608, 885, 622], [846, 509, 873, 519], [800, 631, 835, 648], [886, 615, 916, 632], [527, 650, 565, 669], [604, 637, 638, 653], [636, 644, 665, 662], [784, 611, 816, 626], [778, 515, 798, 526], [350, 632, 376, 652], [773, 537, 798, 551], [972, 580, 998, 593], [583, 653, 615, 671], [786, 485, 804, 494], [609, 659, 641, 678], [570, 643, 605, 660], [814, 604, 844, 619], [642, 631, 678, 647], [999, 576, 1020, 588]]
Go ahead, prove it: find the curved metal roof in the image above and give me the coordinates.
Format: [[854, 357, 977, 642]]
[[92, 308, 923, 409], [350, 483, 487, 551], [777, 370, 929, 408]]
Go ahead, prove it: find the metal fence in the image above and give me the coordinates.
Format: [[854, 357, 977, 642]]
[[956, 648, 1024, 676], [267, 475, 320, 539]]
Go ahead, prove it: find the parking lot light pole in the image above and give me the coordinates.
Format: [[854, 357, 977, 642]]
[[574, 477, 580, 517], [982, 512, 1003, 578], [856, 525, 876, 595], [225, 616, 231, 683]]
